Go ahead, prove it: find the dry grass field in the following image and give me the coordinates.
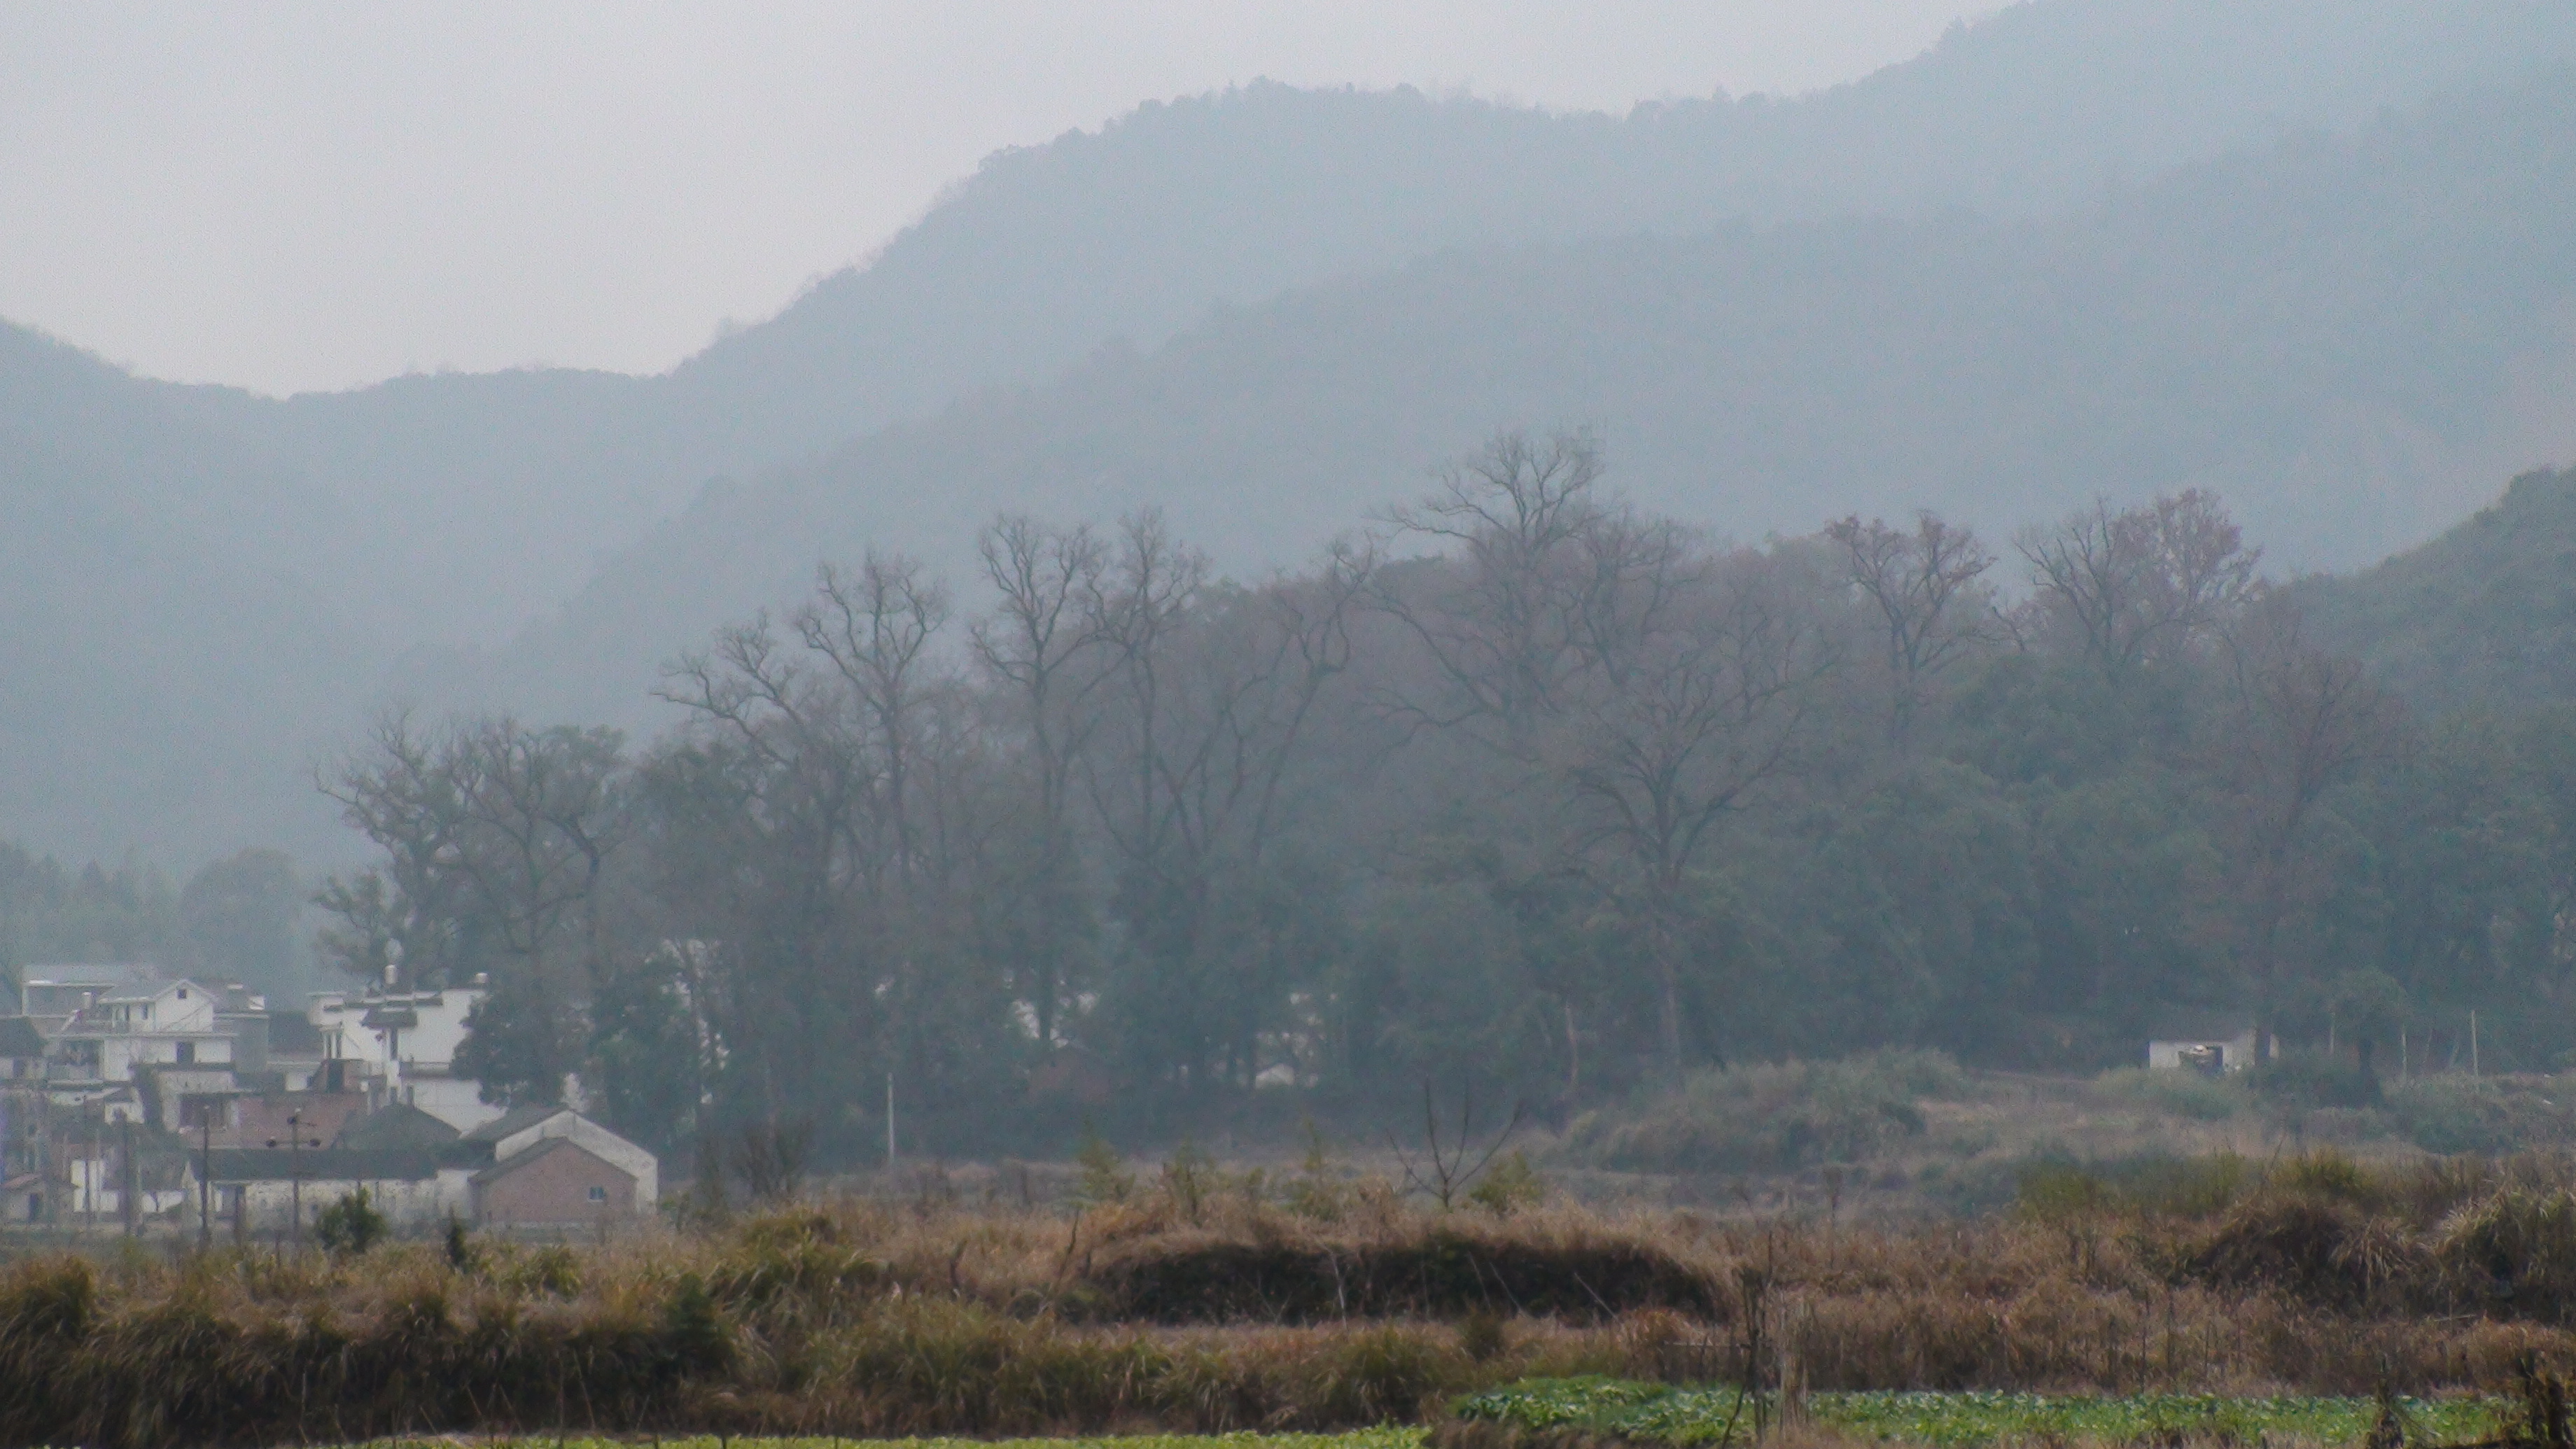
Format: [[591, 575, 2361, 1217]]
[[15, 1138, 2576, 1448]]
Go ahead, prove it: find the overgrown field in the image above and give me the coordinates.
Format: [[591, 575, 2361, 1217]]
[[1548, 1052, 2576, 1216], [21, 1149, 2576, 1447]]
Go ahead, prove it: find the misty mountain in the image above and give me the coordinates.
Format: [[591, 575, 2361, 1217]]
[[668, 0, 2576, 472], [0, 327, 371, 864], [484, 69, 2576, 731], [10, 0, 2576, 864], [52, 0, 2576, 653]]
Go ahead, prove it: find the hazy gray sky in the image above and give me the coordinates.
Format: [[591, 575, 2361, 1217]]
[[0, 1, 1979, 396]]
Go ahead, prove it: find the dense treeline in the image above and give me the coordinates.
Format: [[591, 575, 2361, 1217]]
[[0, 844, 305, 996], [317, 433, 2576, 1159]]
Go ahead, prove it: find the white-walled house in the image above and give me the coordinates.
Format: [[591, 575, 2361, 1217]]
[[18, 963, 164, 1031], [307, 984, 498, 1131], [199, 1146, 471, 1230], [194, 1100, 655, 1231]]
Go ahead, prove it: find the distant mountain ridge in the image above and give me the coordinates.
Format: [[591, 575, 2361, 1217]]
[[475, 70, 2576, 733], [52, 0, 2576, 650], [8, 0, 2576, 862]]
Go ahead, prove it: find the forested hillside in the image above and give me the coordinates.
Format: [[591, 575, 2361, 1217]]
[[2301, 465, 2576, 708], [8, 0, 2576, 867]]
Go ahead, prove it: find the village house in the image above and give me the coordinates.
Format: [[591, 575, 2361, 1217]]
[[307, 981, 498, 1130], [472, 1136, 640, 1228], [463, 1103, 658, 1215], [6, 963, 655, 1234], [192, 1098, 656, 1233], [18, 962, 162, 1030]]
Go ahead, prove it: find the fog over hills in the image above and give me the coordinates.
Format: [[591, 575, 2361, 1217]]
[[8, 0, 2576, 864]]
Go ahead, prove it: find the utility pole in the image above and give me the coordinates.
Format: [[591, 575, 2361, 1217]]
[[198, 1107, 214, 1250], [266, 1109, 319, 1248], [120, 1115, 135, 1236]]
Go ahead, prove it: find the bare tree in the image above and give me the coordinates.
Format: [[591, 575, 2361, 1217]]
[[972, 517, 1116, 1048], [1562, 550, 1837, 1068], [654, 559, 976, 1121], [1373, 428, 1614, 752], [797, 555, 951, 892], [314, 711, 475, 985], [316, 714, 630, 1104], [1080, 514, 1372, 1087], [1826, 512, 1999, 743], [1387, 1079, 1525, 1211], [2016, 490, 2260, 681]]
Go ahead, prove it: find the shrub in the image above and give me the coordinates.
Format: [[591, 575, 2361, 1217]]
[[2014, 1152, 2253, 1219], [1469, 1151, 1546, 1217], [1303, 1324, 1455, 1424], [1457, 1306, 1508, 1362], [1287, 1119, 1356, 1222], [2250, 1051, 2383, 1109], [2270, 1147, 2379, 1205], [314, 1186, 388, 1255], [441, 1213, 476, 1271], [1161, 1140, 1222, 1224], [1074, 1126, 1136, 1206]]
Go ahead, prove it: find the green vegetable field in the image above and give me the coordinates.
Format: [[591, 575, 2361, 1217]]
[[1452, 1378, 2515, 1446]]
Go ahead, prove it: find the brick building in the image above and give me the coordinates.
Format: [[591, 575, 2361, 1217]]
[[471, 1136, 640, 1227]]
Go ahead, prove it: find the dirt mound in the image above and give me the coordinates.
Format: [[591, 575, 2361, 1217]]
[[1091, 1227, 1721, 1323]]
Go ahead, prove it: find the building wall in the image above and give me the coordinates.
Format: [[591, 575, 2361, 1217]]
[[309, 988, 485, 1075], [476, 1144, 637, 1227], [406, 1074, 505, 1133], [494, 1114, 657, 1210], [232, 1173, 465, 1229], [225, 1092, 371, 1150]]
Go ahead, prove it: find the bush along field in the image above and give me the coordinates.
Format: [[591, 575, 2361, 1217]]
[[27, 1147, 2576, 1447]]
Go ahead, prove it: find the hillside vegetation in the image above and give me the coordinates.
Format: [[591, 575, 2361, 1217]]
[[2302, 466, 2576, 709]]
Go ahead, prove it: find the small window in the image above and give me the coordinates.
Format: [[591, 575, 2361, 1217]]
[[587, 1185, 608, 1203], [176, 988, 188, 1000], [176, 1042, 195, 1065]]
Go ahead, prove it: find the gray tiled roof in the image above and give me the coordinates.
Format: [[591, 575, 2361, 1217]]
[[202, 1147, 441, 1183], [461, 1102, 566, 1144]]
